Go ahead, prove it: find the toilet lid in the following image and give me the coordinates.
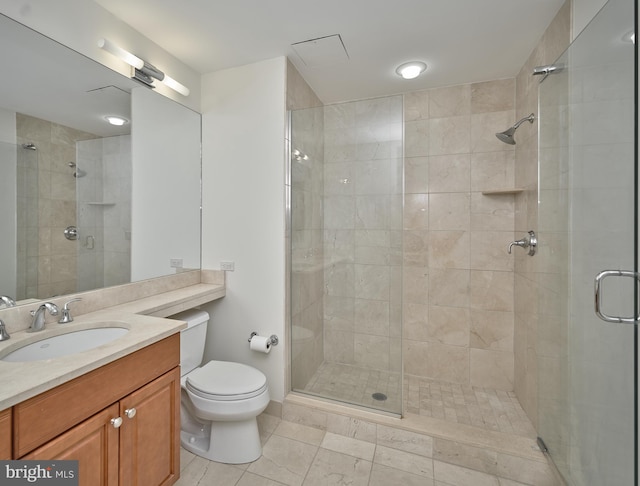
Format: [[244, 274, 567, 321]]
[[186, 360, 268, 401]]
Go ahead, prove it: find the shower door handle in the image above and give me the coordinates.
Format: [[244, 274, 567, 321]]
[[594, 270, 640, 324]]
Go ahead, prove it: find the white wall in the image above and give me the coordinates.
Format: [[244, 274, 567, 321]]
[[0, 0, 200, 111], [200, 57, 287, 401], [0, 109, 17, 297], [131, 87, 201, 280]]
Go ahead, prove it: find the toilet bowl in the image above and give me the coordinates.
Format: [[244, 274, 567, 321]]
[[173, 309, 270, 464]]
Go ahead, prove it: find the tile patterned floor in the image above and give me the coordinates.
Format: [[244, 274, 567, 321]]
[[301, 362, 536, 438], [176, 413, 560, 486]]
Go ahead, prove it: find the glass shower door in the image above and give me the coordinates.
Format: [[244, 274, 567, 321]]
[[537, 0, 637, 484]]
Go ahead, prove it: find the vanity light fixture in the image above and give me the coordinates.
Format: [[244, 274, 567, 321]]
[[395, 61, 427, 80], [105, 115, 129, 126], [98, 38, 190, 97]]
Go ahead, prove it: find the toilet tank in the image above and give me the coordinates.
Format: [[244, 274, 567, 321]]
[[171, 309, 209, 375]]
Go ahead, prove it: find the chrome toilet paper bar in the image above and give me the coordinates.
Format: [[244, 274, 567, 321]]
[[248, 332, 279, 346]]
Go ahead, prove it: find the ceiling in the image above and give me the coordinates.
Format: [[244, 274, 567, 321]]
[[95, 0, 566, 104]]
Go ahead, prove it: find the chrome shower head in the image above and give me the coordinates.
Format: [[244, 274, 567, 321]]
[[496, 113, 535, 145]]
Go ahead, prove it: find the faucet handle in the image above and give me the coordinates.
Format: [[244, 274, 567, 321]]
[[0, 320, 10, 341], [59, 298, 82, 324]]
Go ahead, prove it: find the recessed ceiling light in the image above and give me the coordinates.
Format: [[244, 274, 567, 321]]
[[105, 115, 129, 126], [395, 61, 427, 80]]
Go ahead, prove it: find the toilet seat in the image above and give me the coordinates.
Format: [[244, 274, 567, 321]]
[[186, 360, 268, 401]]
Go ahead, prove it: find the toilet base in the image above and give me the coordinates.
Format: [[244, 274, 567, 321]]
[[180, 416, 263, 464]]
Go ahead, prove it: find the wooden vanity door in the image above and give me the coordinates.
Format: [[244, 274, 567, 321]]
[[23, 404, 119, 486], [119, 367, 180, 486], [0, 408, 11, 459]]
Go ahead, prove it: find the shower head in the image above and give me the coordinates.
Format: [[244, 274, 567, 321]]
[[496, 113, 535, 145], [21, 143, 36, 150]]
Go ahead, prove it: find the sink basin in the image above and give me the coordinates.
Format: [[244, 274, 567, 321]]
[[1, 327, 129, 362]]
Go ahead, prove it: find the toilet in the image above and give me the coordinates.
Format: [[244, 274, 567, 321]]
[[173, 309, 270, 464]]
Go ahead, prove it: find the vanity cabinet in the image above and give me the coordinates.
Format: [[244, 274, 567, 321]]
[[0, 408, 11, 459], [14, 334, 180, 486]]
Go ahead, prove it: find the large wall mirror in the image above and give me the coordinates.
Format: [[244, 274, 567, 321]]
[[0, 14, 201, 305]]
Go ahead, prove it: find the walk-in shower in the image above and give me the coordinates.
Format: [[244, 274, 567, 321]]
[[289, 95, 404, 415]]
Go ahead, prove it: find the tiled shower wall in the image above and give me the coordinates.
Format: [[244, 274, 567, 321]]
[[402, 80, 518, 391], [322, 96, 404, 376], [76, 136, 131, 292], [287, 60, 325, 392], [513, 1, 570, 428], [16, 114, 97, 299]]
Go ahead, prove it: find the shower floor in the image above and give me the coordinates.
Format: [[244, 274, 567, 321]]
[[302, 362, 536, 437]]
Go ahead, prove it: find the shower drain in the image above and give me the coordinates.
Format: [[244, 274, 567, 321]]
[[371, 392, 387, 401]]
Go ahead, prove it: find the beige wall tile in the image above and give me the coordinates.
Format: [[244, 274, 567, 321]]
[[404, 194, 429, 230], [470, 310, 514, 351], [471, 192, 515, 232], [404, 89, 430, 121], [427, 343, 470, 384], [405, 119, 430, 157], [471, 79, 516, 114], [429, 193, 470, 231], [404, 339, 430, 376], [428, 154, 471, 193], [428, 305, 470, 346], [403, 266, 429, 304], [429, 231, 470, 269], [430, 85, 471, 117], [429, 116, 471, 156], [470, 348, 514, 390], [470, 271, 514, 312], [470, 151, 515, 192], [405, 157, 429, 193], [403, 302, 430, 341], [470, 231, 514, 271], [429, 269, 470, 308]]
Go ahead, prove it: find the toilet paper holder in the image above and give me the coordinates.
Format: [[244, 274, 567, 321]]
[[248, 332, 279, 346]]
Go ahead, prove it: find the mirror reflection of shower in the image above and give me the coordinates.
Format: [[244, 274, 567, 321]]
[[68, 162, 87, 178]]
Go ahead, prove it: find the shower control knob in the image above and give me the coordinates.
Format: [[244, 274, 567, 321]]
[[124, 408, 137, 419], [63, 226, 78, 241], [110, 417, 123, 428]]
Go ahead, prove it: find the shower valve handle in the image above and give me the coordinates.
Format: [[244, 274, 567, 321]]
[[508, 231, 537, 256]]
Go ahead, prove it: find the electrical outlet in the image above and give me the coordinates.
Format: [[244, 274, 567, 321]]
[[220, 261, 235, 271], [170, 258, 183, 268]]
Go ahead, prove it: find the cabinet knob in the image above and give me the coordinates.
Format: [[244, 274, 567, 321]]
[[110, 417, 123, 428], [124, 407, 137, 419]]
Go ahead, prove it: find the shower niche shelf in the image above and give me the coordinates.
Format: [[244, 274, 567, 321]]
[[481, 188, 524, 195], [85, 201, 116, 206]]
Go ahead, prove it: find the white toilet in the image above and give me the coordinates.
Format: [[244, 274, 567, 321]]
[[174, 309, 270, 464]]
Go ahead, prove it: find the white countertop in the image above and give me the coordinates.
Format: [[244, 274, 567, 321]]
[[0, 282, 225, 410]]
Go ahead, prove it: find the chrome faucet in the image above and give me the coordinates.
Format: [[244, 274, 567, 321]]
[[0, 320, 9, 341], [58, 298, 82, 324], [28, 302, 59, 333], [508, 230, 537, 256], [0, 296, 16, 308]]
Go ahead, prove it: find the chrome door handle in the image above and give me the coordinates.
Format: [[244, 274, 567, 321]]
[[111, 417, 123, 428], [594, 270, 640, 323], [124, 408, 137, 419]]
